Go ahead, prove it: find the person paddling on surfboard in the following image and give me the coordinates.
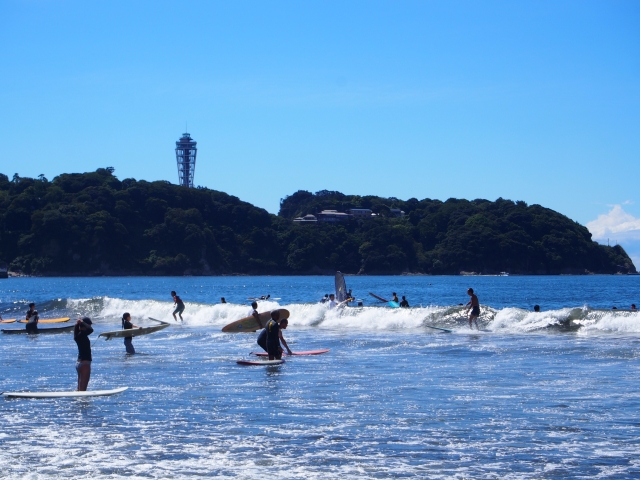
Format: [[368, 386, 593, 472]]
[[25, 302, 39, 334], [74, 317, 93, 391], [171, 291, 185, 321], [263, 310, 292, 360], [122, 312, 141, 354], [465, 288, 480, 330]]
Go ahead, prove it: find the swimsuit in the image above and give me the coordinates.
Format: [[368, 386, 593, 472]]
[[471, 306, 480, 316]]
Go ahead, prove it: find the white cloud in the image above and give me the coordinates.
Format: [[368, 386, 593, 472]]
[[586, 205, 640, 240]]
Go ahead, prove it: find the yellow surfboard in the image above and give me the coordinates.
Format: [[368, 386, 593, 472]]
[[18, 317, 71, 324], [0, 319, 17, 324], [222, 309, 290, 333]]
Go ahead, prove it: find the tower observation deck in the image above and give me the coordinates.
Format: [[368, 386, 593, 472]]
[[175, 132, 197, 188]]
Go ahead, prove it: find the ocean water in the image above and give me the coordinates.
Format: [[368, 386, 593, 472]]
[[1, 275, 640, 478]]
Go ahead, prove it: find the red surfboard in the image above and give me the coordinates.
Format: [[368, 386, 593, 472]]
[[251, 349, 330, 357]]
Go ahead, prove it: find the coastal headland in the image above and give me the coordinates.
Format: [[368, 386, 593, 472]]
[[0, 169, 635, 276]]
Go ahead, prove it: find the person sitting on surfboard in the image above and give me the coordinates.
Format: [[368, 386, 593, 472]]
[[264, 310, 292, 360], [25, 302, 39, 334], [171, 291, 185, 321], [465, 288, 480, 329], [392, 293, 399, 303], [400, 296, 410, 308], [122, 312, 141, 354], [74, 317, 93, 391]]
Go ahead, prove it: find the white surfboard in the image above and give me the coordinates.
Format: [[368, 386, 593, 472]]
[[98, 318, 170, 340], [2, 387, 128, 398]]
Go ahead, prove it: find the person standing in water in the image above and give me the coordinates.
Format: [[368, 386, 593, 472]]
[[25, 302, 39, 334], [249, 301, 263, 329], [465, 288, 480, 329], [74, 317, 93, 391], [220, 297, 227, 304], [171, 291, 185, 321], [122, 312, 141, 354], [400, 296, 410, 308], [328, 294, 338, 309], [263, 310, 292, 360]]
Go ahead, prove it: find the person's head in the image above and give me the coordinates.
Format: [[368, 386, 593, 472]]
[[392, 292, 397, 296], [329, 294, 335, 300], [632, 304, 637, 310], [324, 294, 329, 298], [402, 296, 406, 300], [123, 312, 131, 321], [266, 294, 270, 299], [171, 291, 177, 297], [467, 288, 474, 295], [251, 301, 258, 309], [280, 318, 288, 329], [221, 297, 226, 303], [29, 302, 35, 309], [79, 317, 92, 329], [270, 310, 280, 321], [612, 306, 618, 310], [533, 305, 540, 312]]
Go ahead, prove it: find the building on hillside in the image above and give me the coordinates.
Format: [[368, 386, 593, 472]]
[[389, 208, 405, 218], [293, 214, 318, 224], [316, 210, 352, 223]]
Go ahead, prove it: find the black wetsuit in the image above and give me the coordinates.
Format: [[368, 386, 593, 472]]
[[265, 319, 282, 359], [256, 328, 268, 352], [25, 309, 38, 334], [400, 299, 410, 308], [123, 318, 135, 354], [74, 324, 93, 361]]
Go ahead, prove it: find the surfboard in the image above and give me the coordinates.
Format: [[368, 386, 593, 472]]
[[98, 318, 170, 340], [252, 349, 329, 357], [18, 317, 70, 324], [237, 359, 284, 366], [335, 271, 347, 303], [2, 387, 128, 398], [426, 325, 453, 333], [369, 292, 388, 302], [222, 309, 290, 333], [0, 319, 16, 323], [2, 325, 75, 334], [388, 301, 400, 308]]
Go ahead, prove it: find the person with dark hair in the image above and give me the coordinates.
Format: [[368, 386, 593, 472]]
[[74, 317, 93, 391], [263, 310, 292, 360], [122, 312, 140, 354], [320, 294, 330, 304], [534, 305, 540, 312], [171, 291, 185, 321], [220, 297, 227, 304], [249, 301, 263, 329], [25, 302, 39, 334], [392, 292, 399, 303], [631, 304, 636, 311], [400, 296, 410, 308], [465, 288, 480, 329]]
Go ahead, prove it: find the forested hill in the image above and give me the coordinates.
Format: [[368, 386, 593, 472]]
[[0, 170, 635, 276]]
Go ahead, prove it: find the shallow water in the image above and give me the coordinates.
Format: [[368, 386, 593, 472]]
[[1, 276, 639, 478]]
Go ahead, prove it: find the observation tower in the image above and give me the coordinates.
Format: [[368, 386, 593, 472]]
[[175, 132, 197, 188]]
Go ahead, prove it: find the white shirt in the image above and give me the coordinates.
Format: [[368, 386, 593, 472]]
[[328, 300, 338, 309]]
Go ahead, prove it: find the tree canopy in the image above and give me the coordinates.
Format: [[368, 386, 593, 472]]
[[0, 171, 634, 275]]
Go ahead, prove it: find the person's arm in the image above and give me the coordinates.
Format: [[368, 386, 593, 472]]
[[279, 330, 292, 355], [252, 310, 263, 328]]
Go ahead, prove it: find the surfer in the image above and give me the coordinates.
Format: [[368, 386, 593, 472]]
[[249, 301, 263, 328], [264, 310, 292, 360], [465, 288, 480, 329], [259, 294, 270, 300], [74, 317, 93, 391], [122, 312, 140, 354], [171, 291, 185, 321], [632, 304, 637, 311], [220, 297, 227, 304], [320, 294, 329, 304], [328, 294, 338, 309], [534, 305, 540, 312], [25, 302, 39, 334], [400, 296, 410, 308], [392, 293, 399, 303]]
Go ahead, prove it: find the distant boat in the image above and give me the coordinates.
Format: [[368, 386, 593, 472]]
[[498, 272, 509, 276]]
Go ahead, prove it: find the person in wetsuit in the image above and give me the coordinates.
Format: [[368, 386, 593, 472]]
[[25, 302, 39, 334], [122, 312, 140, 354], [392, 293, 399, 303], [400, 296, 410, 308], [171, 291, 185, 321], [263, 310, 292, 360], [74, 317, 93, 391], [465, 288, 480, 329]]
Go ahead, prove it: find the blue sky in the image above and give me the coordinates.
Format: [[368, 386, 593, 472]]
[[2, 1, 639, 264]]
